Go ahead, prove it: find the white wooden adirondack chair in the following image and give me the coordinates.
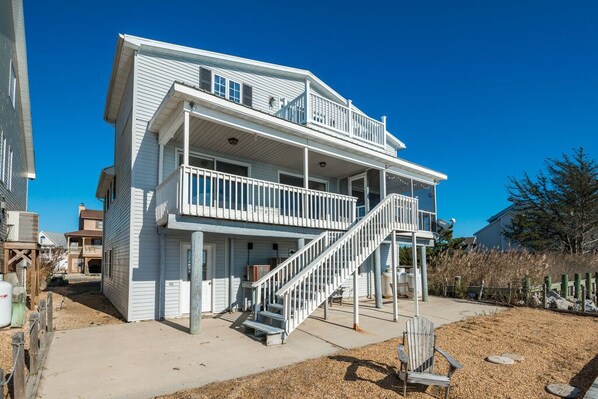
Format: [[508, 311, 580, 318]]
[[397, 317, 463, 398]]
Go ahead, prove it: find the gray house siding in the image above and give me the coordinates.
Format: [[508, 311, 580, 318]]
[[0, 0, 31, 266], [102, 66, 134, 319], [126, 50, 349, 321]]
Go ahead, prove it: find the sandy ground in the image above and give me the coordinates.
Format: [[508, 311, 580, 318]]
[[0, 278, 123, 387], [158, 308, 598, 399]]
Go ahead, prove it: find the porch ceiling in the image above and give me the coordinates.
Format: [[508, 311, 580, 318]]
[[171, 116, 365, 178]]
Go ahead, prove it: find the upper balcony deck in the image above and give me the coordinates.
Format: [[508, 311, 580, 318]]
[[275, 83, 388, 151]]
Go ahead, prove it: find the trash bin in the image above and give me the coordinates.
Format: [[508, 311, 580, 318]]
[[382, 268, 393, 297]]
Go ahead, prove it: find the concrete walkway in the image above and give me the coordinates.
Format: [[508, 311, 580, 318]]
[[38, 297, 501, 399]]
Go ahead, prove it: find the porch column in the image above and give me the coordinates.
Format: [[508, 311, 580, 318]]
[[303, 147, 309, 189], [183, 103, 190, 166], [353, 270, 359, 330], [379, 169, 387, 199], [297, 238, 305, 250], [411, 233, 419, 317], [228, 238, 235, 312], [391, 231, 398, 321], [420, 245, 428, 302], [158, 144, 164, 184], [373, 247, 382, 309], [190, 231, 204, 334]]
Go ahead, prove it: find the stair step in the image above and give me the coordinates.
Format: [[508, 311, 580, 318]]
[[258, 310, 286, 322], [268, 303, 284, 311], [242, 320, 285, 346]]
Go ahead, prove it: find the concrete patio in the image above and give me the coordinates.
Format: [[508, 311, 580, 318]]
[[37, 297, 502, 399]]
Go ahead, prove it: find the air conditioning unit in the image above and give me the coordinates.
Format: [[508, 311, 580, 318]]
[[6, 211, 39, 243], [246, 265, 271, 282]]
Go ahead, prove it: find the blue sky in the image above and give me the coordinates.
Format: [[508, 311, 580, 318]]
[[24, 0, 598, 237]]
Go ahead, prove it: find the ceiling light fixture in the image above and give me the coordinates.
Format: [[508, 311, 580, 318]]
[[319, 161, 327, 168], [228, 137, 239, 145]]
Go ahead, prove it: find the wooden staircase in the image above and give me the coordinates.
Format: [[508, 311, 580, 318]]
[[243, 194, 418, 345]]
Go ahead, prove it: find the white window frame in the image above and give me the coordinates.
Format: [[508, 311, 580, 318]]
[[1, 136, 5, 183], [174, 148, 252, 177], [277, 170, 329, 191], [8, 60, 17, 109], [8, 148, 13, 191], [228, 80, 241, 103], [214, 75, 226, 98]]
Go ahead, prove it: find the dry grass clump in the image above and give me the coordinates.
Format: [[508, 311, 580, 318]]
[[428, 251, 598, 294]]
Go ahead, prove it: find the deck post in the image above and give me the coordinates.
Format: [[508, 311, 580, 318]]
[[190, 231, 204, 335], [347, 99, 353, 137], [391, 230, 398, 321], [183, 103, 190, 166], [303, 147, 309, 189], [411, 233, 419, 317], [574, 273, 581, 299], [158, 232, 166, 319], [323, 295, 329, 320], [305, 80, 311, 124], [561, 274, 568, 298], [228, 238, 235, 311], [353, 270, 359, 330], [297, 238, 305, 250], [374, 247, 382, 309], [585, 272, 592, 299], [158, 144, 164, 184], [420, 245, 428, 302]]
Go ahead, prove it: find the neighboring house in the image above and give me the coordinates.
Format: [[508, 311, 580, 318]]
[[0, 0, 37, 284], [96, 34, 447, 335], [38, 231, 67, 257], [460, 236, 477, 252], [474, 205, 518, 251], [64, 204, 103, 274]]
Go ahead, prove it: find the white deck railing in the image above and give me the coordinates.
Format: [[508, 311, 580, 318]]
[[156, 166, 357, 230], [276, 91, 386, 148], [276, 193, 418, 336], [251, 230, 344, 320]]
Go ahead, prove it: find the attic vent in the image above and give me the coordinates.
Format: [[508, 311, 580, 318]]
[[242, 84, 253, 108], [199, 67, 212, 91]]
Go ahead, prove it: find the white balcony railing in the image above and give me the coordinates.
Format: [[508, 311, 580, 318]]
[[276, 90, 386, 148], [156, 166, 357, 230]]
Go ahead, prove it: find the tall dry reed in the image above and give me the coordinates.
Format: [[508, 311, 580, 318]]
[[428, 251, 598, 294]]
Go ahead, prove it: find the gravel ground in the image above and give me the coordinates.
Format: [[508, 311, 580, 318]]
[[158, 307, 598, 399], [0, 278, 123, 393]]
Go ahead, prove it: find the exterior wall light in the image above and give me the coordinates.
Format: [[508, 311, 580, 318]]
[[319, 162, 326, 168]]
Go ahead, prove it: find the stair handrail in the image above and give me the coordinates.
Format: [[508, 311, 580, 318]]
[[276, 193, 417, 297], [250, 230, 344, 319], [275, 193, 418, 334]]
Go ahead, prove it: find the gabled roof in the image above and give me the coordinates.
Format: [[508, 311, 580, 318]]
[[39, 231, 67, 248], [80, 209, 103, 220], [11, 0, 35, 178], [106, 35, 360, 125], [487, 204, 515, 223]]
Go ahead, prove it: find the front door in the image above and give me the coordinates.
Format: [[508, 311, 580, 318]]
[[349, 174, 368, 219], [180, 243, 214, 315]]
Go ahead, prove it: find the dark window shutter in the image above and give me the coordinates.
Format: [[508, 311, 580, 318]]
[[242, 84, 253, 107], [199, 67, 212, 91]]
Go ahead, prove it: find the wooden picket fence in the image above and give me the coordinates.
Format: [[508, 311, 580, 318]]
[[0, 292, 54, 399]]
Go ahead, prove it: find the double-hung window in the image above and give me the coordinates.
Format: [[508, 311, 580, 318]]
[[229, 80, 240, 103], [214, 75, 226, 97]]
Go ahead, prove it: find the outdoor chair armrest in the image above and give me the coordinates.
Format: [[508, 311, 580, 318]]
[[435, 346, 463, 370], [397, 345, 409, 365]]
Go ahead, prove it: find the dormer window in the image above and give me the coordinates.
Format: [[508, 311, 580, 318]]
[[229, 81, 240, 103], [214, 75, 226, 97]]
